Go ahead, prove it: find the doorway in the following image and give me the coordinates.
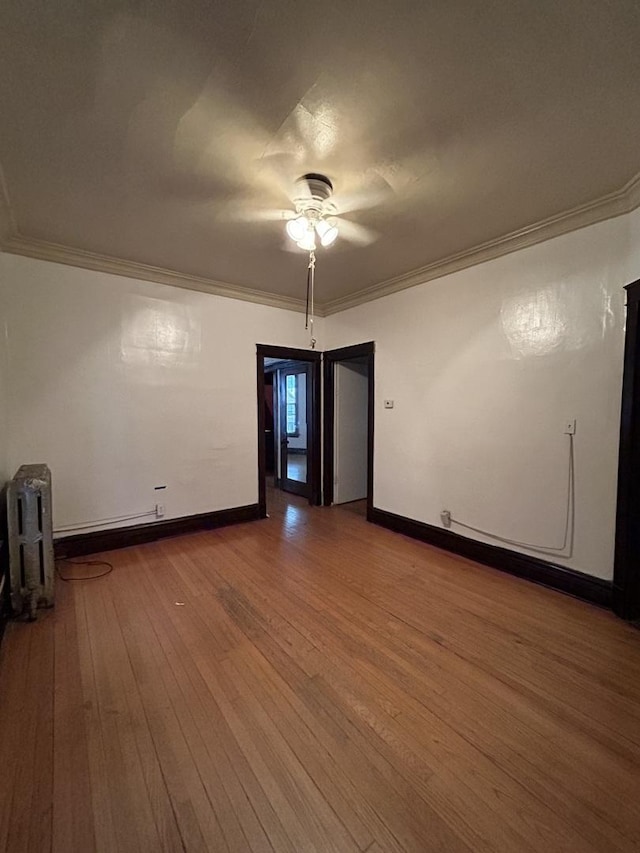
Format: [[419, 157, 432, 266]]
[[256, 345, 321, 517], [323, 342, 375, 516], [614, 278, 640, 620]]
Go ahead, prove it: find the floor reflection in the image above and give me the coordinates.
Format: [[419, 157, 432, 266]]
[[267, 481, 308, 535], [286, 452, 307, 483], [283, 502, 305, 530]]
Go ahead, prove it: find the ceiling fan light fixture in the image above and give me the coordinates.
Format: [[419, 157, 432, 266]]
[[297, 230, 316, 252], [286, 215, 309, 242], [315, 217, 339, 247]]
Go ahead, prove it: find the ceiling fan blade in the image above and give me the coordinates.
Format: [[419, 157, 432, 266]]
[[336, 217, 378, 246], [332, 171, 394, 215], [225, 206, 296, 223], [254, 151, 307, 204]]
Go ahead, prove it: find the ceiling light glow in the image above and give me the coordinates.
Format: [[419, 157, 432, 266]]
[[286, 215, 309, 242], [297, 230, 317, 252]]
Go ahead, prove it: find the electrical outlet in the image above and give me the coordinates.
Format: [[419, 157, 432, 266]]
[[441, 510, 452, 528], [155, 503, 165, 518], [564, 419, 577, 435]]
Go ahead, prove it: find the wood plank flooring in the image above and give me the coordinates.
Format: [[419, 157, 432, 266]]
[[1, 489, 640, 852]]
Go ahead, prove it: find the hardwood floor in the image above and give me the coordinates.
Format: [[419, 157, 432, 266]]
[[1, 490, 640, 852]]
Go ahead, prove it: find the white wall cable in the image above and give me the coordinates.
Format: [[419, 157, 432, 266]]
[[54, 508, 157, 534], [449, 434, 575, 558]]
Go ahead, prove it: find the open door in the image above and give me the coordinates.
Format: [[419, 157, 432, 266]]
[[334, 361, 369, 504], [256, 344, 321, 517], [279, 364, 312, 498], [323, 342, 375, 516]]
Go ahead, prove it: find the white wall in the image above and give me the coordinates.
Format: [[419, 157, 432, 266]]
[[627, 205, 640, 280], [1, 205, 637, 577], [325, 213, 634, 580], [0, 253, 322, 535]]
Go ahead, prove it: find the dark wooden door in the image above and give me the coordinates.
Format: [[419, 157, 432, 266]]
[[264, 373, 275, 475], [614, 279, 640, 620]]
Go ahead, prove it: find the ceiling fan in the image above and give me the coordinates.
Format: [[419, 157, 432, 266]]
[[236, 170, 384, 348], [232, 169, 382, 251], [279, 172, 378, 252]]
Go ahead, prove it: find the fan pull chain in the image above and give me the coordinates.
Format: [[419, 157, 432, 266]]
[[307, 250, 316, 349], [305, 260, 311, 329]]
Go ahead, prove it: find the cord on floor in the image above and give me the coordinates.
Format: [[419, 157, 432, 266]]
[[55, 558, 113, 581]]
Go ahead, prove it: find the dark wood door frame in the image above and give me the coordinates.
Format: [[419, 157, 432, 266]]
[[323, 342, 375, 517], [265, 360, 308, 487], [266, 358, 308, 491], [614, 279, 640, 620], [256, 344, 321, 517]]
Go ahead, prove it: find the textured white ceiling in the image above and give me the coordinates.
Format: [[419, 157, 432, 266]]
[[1, 0, 639, 307]]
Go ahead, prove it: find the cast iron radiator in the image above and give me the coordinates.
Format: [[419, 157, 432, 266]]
[[7, 464, 54, 620]]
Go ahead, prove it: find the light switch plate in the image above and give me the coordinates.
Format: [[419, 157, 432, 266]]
[[384, 399, 394, 409]]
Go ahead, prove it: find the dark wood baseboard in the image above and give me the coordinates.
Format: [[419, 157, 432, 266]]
[[55, 504, 261, 559], [369, 507, 612, 608]]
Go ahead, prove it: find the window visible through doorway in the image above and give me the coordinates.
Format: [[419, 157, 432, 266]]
[[286, 374, 299, 437]]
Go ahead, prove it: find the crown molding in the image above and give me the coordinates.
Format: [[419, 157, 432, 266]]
[[1, 172, 639, 318], [0, 233, 313, 315], [323, 171, 640, 316]]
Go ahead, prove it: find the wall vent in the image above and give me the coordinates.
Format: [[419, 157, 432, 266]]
[[7, 464, 54, 620]]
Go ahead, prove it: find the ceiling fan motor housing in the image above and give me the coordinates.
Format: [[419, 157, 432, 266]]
[[295, 173, 336, 217]]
